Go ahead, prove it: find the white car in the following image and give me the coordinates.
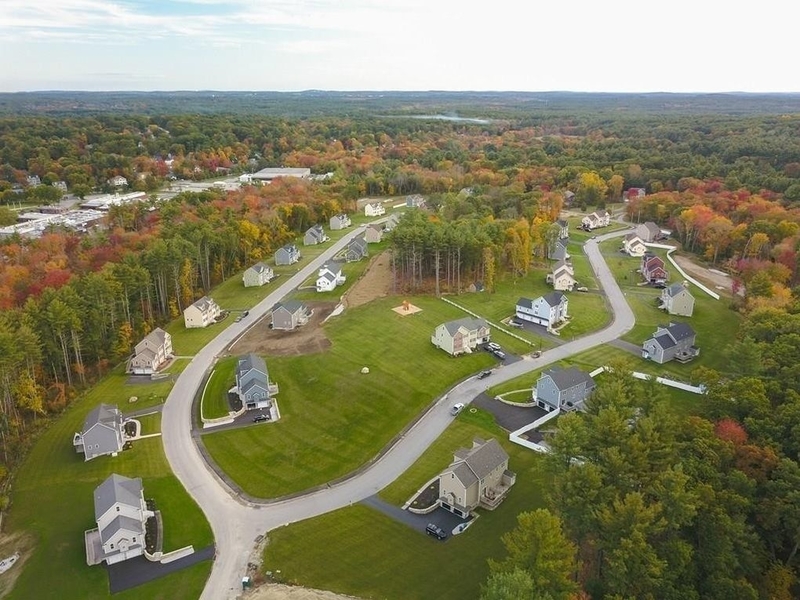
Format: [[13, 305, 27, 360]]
[[450, 403, 465, 416], [485, 342, 501, 352]]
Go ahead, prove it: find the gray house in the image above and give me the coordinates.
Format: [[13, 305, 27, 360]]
[[660, 282, 695, 317], [73, 404, 125, 461], [235, 354, 273, 410], [549, 238, 570, 262], [85, 473, 154, 566], [329, 214, 351, 230], [272, 300, 312, 331], [642, 322, 699, 364], [274, 244, 300, 266], [534, 367, 596, 412], [344, 235, 368, 262], [636, 221, 663, 243], [303, 224, 328, 246], [516, 292, 569, 328], [243, 262, 274, 288], [384, 212, 401, 232]]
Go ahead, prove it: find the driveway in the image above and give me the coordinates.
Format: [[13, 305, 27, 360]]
[[106, 544, 215, 594], [360, 495, 470, 538], [472, 392, 547, 432]]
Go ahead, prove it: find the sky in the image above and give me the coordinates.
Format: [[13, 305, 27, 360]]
[[0, 0, 795, 93]]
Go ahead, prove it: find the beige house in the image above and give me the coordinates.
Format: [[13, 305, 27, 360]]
[[183, 296, 221, 328], [660, 282, 695, 316], [546, 260, 576, 291], [364, 202, 385, 217], [128, 328, 173, 375], [438, 438, 516, 517], [364, 223, 384, 243], [636, 221, 663, 243], [431, 318, 490, 356], [243, 262, 274, 288], [623, 233, 647, 257]]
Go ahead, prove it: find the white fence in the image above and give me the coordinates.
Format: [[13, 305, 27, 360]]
[[645, 243, 720, 300], [439, 297, 535, 347]]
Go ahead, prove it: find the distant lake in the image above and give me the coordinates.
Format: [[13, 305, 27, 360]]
[[382, 114, 491, 124]]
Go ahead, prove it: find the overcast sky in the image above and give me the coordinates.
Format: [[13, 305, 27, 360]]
[[0, 0, 794, 93]]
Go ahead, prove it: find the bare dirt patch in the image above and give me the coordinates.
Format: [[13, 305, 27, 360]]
[[243, 583, 362, 600], [229, 301, 338, 357], [0, 530, 36, 598], [671, 254, 735, 297], [342, 251, 393, 309]]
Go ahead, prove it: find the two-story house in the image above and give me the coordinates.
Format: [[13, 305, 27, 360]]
[[344, 235, 368, 262], [431, 318, 491, 356], [316, 262, 346, 292], [243, 262, 275, 288], [235, 353, 274, 410], [271, 300, 312, 331], [329, 214, 351, 230], [84, 473, 154, 566], [274, 243, 301, 266], [581, 209, 611, 230], [622, 233, 647, 257], [128, 328, 173, 375], [364, 223, 383, 243], [515, 292, 569, 329], [438, 438, 516, 517], [384, 212, 401, 232], [183, 296, 221, 328], [642, 322, 699, 364], [364, 202, 385, 217], [660, 282, 695, 317], [534, 367, 596, 412], [303, 224, 328, 246], [546, 260, 576, 291], [73, 404, 125, 461], [636, 221, 663, 243], [641, 253, 668, 283]]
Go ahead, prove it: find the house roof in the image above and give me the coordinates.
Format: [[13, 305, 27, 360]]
[[94, 474, 143, 521], [553, 261, 574, 277], [191, 296, 216, 312], [643, 254, 664, 268], [134, 347, 156, 362], [366, 223, 382, 233], [542, 366, 594, 392], [642, 221, 661, 236], [557, 219, 568, 228], [665, 321, 695, 342], [442, 317, 488, 336], [278, 243, 298, 253], [516, 297, 534, 310], [542, 291, 567, 307], [654, 333, 676, 349], [99, 515, 143, 544], [332, 213, 349, 221], [320, 261, 343, 275], [248, 262, 271, 274], [274, 300, 307, 314], [82, 403, 120, 434], [348, 235, 367, 251], [665, 283, 690, 297], [625, 232, 644, 243], [450, 438, 509, 487], [237, 353, 267, 379]]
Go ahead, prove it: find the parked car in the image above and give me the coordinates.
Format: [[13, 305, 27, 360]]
[[485, 342, 501, 352], [234, 315, 243, 323], [477, 370, 492, 379], [532, 350, 542, 358], [492, 349, 506, 360], [426, 523, 447, 540], [242, 310, 250, 317], [575, 286, 589, 292], [450, 402, 465, 416], [252, 414, 269, 423], [509, 320, 524, 328]]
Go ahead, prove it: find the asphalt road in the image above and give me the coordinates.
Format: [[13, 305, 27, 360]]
[[161, 225, 636, 600]]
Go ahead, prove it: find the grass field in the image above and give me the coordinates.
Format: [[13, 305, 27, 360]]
[[5, 367, 213, 600], [136, 412, 162, 435], [262, 409, 548, 600], [202, 296, 498, 498], [200, 356, 238, 420]]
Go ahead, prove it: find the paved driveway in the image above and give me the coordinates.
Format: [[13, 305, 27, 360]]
[[360, 496, 470, 539], [472, 392, 547, 432]]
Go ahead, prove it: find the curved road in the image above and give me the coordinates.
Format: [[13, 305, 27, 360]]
[[161, 228, 634, 599]]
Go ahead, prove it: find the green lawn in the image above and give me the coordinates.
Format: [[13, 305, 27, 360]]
[[262, 410, 548, 600], [200, 356, 238, 420], [202, 296, 498, 498], [136, 412, 162, 435], [5, 366, 213, 600], [293, 252, 379, 302]]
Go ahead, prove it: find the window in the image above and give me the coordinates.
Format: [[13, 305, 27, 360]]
[[116, 506, 120, 512], [110, 544, 114, 550], [132, 537, 136, 543]]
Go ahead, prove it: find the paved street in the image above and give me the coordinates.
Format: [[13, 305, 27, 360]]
[[161, 225, 636, 600]]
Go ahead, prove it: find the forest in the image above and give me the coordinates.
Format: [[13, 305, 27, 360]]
[[1, 92, 800, 598]]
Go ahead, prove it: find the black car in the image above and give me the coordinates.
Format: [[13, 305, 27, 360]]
[[252, 414, 269, 423], [425, 523, 447, 540], [478, 370, 492, 379]]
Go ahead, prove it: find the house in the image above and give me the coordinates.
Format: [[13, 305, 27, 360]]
[[183, 296, 221, 329], [546, 260, 576, 292], [271, 300, 312, 331], [108, 176, 128, 188], [438, 438, 516, 517], [73, 404, 125, 461], [563, 190, 575, 205], [329, 214, 351, 230], [84, 473, 154, 566], [384, 212, 401, 232], [623, 233, 647, 257], [660, 282, 695, 317], [364, 223, 383, 243], [556, 218, 569, 240], [581, 209, 611, 230], [636, 221, 663, 243], [467, 281, 485, 293], [364, 202, 385, 217], [52, 180, 68, 192], [431, 318, 491, 356], [274, 243, 301, 266], [549, 238, 570, 262], [623, 187, 646, 202], [235, 354, 274, 410], [26, 175, 41, 187], [243, 262, 275, 288], [515, 292, 569, 328], [316, 262, 346, 292], [128, 328, 173, 375], [642, 322, 699, 364], [303, 224, 328, 246], [406, 194, 425, 208], [641, 253, 668, 283], [344, 235, 368, 262], [534, 367, 596, 412]]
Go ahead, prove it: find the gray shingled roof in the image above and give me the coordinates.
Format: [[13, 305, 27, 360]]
[[250, 262, 270, 274], [643, 222, 661, 236], [99, 515, 143, 544], [665, 283, 689, 297], [140, 327, 168, 348], [274, 300, 306, 314], [82, 403, 120, 434], [516, 297, 534, 310], [654, 334, 676, 349], [666, 321, 695, 342], [94, 474, 143, 521], [237, 353, 267, 378], [442, 317, 488, 336], [451, 462, 478, 488], [192, 296, 216, 311], [463, 438, 508, 480], [543, 367, 595, 392], [542, 291, 566, 307]]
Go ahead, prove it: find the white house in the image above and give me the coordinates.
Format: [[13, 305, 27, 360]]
[[581, 209, 611, 230], [431, 318, 490, 356], [128, 328, 173, 375], [107, 176, 128, 188], [243, 262, 275, 288], [546, 261, 576, 291], [85, 474, 154, 566], [623, 233, 647, 257], [364, 202, 385, 217], [316, 262, 346, 292], [183, 296, 221, 328], [515, 293, 569, 328]]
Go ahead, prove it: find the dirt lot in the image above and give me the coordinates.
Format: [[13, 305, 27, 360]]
[[243, 583, 361, 600], [0, 531, 35, 598], [342, 252, 393, 309], [671, 254, 735, 296]]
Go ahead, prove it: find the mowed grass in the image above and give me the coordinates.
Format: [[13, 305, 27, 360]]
[[6, 367, 213, 600], [200, 356, 237, 420], [202, 296, 498, 498], [262, 411, 548, 600]]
